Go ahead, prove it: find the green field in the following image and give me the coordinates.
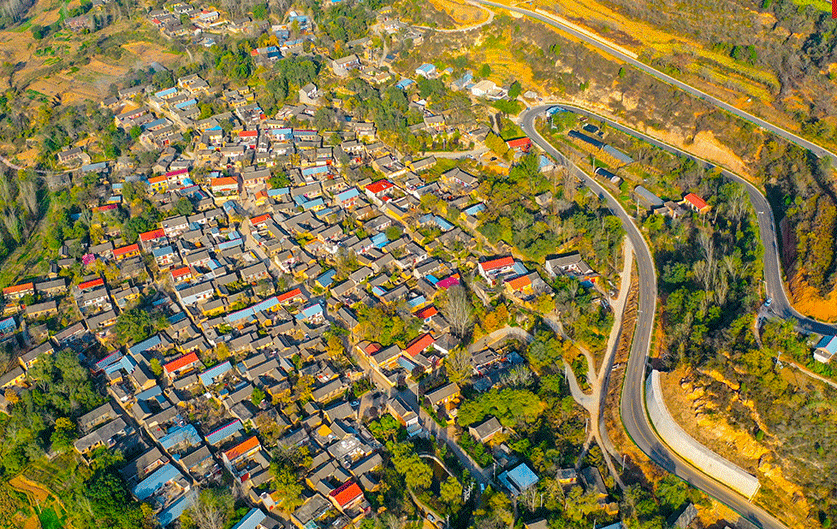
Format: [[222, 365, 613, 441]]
[[788, 0, 830, 11]]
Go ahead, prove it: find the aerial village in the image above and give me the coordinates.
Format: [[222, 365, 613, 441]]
[[0, 3, 734, 529]]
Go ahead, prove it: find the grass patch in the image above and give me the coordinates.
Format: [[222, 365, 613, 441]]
[[491, 98, 523, 115], [37, 506, 65, 529], [790, 0, 830, 11]]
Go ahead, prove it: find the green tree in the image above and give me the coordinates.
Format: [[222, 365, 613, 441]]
[[508, 81, 522, 99], [149, 358, 162, 377], [50, 417, 76, 453], [269, 462, 304, 512], [388, 442, 432, 489], [175, 197, 194, 216], [385, 224, 403, 241], [115, 308, 154, 343], [251, 387, 266, 407], [439, 476, 462, 510], [85, 472, 144, 529], [252, 3, 268, 19]]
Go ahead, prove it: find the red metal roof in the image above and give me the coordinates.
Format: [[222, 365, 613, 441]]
[[164, 352, 199, 374], [414, 306, 438, 319], [149, 175, 168, 184], [364, 342, 382, 355], [238, 130, 258, 137], [404, 333, 435, 357], [171, 266, 192, 279], [224, 435, 260, 461], [365, 179, 394, 194], [329, 481, 363, 508], [684, 193, 708, 210], [506, 137, 531, 149], [3, 282, 34, 295], [479, 257, 514, 272], [250, 214, 271, 226], [78, 278, 104, 290], [165, 168, 189, 178], [140, 228, 166, 242], [113, 244, 139, 257], [276, 287, 303, 303]]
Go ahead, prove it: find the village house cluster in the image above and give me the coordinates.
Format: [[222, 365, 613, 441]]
[[0, 79, 606, 527]]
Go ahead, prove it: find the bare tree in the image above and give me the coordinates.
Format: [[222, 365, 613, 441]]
[[442, 284, 473, 338], [184, 489, 234, 529], [2, 207, 20, 242], [445, 346, 473, 385], [19, 178, 38, 216]]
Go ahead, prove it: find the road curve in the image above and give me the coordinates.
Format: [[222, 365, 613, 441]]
[[519, 105, 790, 529], [549, 103, 837, 336], [475, 0, 837, 166]]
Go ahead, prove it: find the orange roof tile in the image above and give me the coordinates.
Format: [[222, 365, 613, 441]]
[[330, 481, 363, 508], [211, 177, 239, 187], [3, 282, 34, 295], [480, 257, 514, 271], [250, 214, 271, 226], [365, 179, 394, 194], [140, 228, 166, 241], [404, 333, 435, 357], [276, 287, 303, 304], [171, 266, 192, 279], [414, 306, 438, 319], [223, 435, 260, 461], [78, 278, 104, 290], [113, 244, 139, 257], [684, 193, 708, 210], [506, 275, 531, 290], [164, 352, 199, 374]]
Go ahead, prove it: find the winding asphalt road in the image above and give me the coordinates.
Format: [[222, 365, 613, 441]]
[[474, 0, 837, 166], [548, 103, 837, 337], [520, 106, 796, 529]]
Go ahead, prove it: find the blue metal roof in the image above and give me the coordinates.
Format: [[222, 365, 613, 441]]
[[129, 334, 162, 356], [463, 203, 485, 216], [230, 508, 267, 529], [335, 187, 359, 202], [252, 296, 280, 313], [226, 307, 255, 323], [158, 493, 195, 527], [199, 361, 232, 386], [205, 419, 242, 444], [506, 463, 538, 491], [153, 245, 174, 257], [302, 198, 324, 210], [136, 386, 163, 401], [317, 269, 337, 288], [302, 165, 328, 176], [160, 425, 201, 450], [816, 335, 837, 355], [133, 463, 182, 500]]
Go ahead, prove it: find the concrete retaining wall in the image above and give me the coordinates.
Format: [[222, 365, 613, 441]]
[[646, 370, 760, 500]]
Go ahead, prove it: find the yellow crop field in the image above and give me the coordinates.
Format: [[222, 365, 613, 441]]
[[428, 0, 490, 25]]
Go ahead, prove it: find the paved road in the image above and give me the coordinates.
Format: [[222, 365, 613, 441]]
[[549, 103, 837, 336], [475, 0, 837, 166], [519, 106, 791, 529]]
